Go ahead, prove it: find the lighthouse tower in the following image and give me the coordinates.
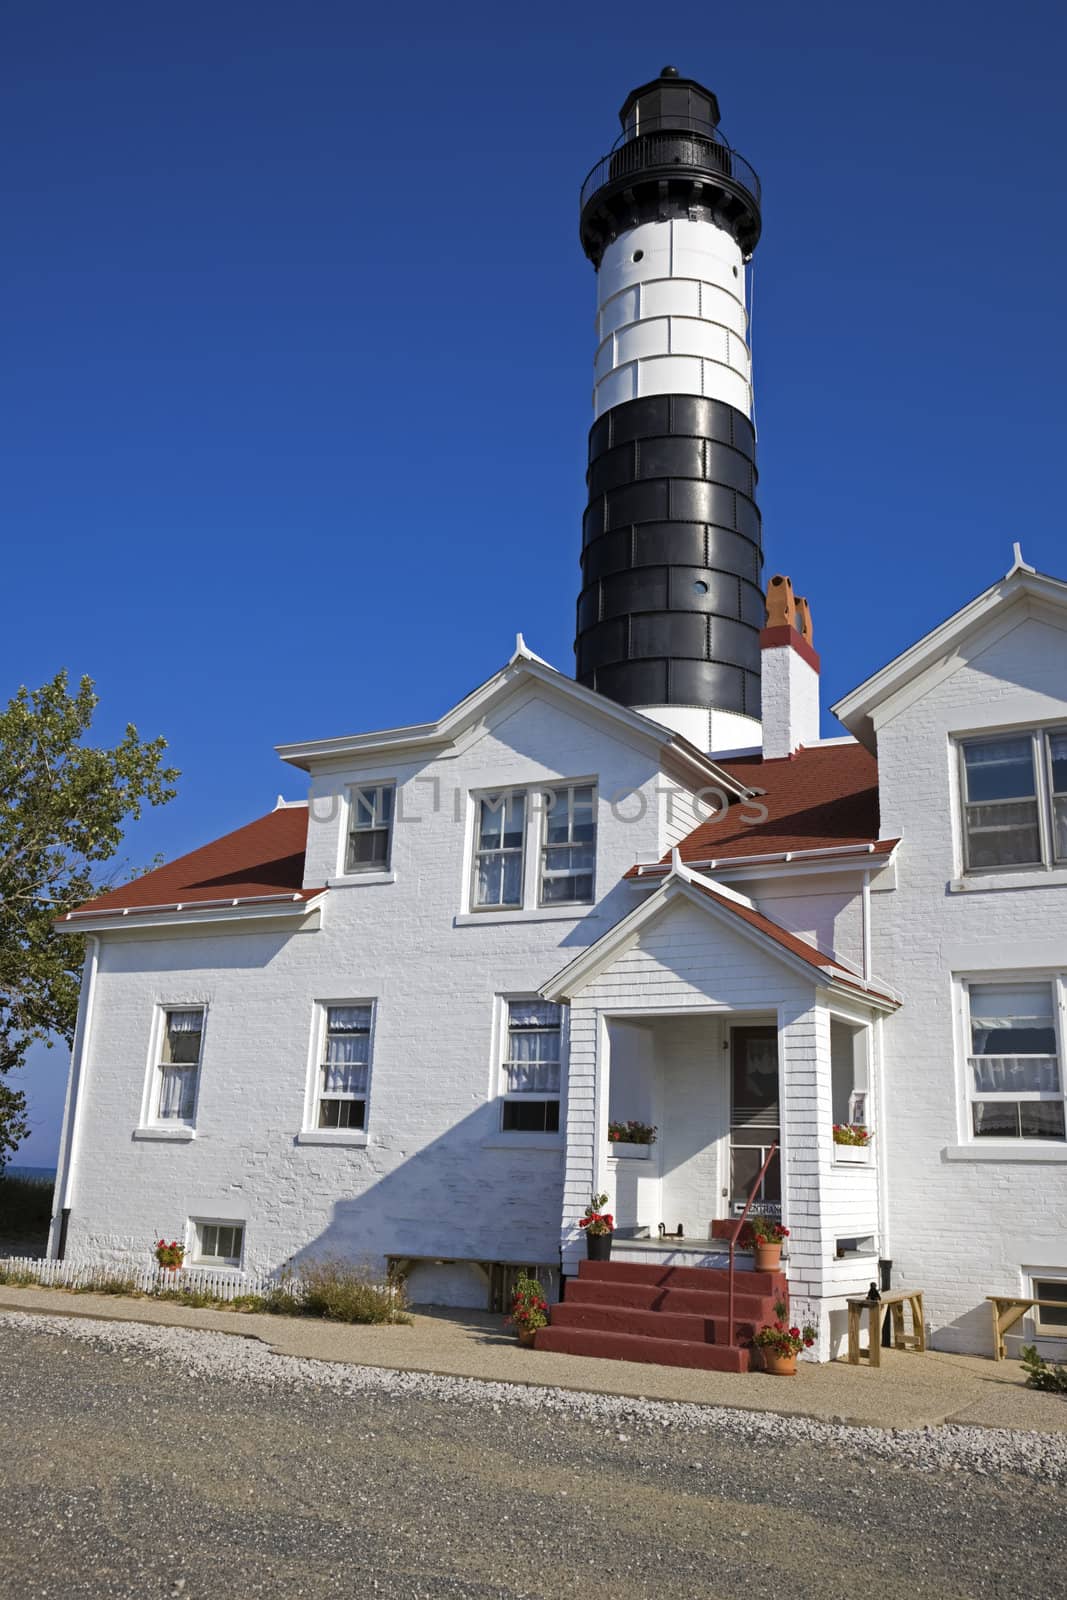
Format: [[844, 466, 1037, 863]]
[[574, 68, 765, 753]]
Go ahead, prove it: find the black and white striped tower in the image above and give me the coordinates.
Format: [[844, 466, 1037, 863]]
[[575, 68, 765, 753]]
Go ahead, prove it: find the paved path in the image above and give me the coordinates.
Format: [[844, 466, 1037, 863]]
[[1, 1315, 1064, 1600], [0, 1284, 1063, 1432]]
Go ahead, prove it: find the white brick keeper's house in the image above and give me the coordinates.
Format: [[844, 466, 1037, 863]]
[[47, 555, 1067, 1362]]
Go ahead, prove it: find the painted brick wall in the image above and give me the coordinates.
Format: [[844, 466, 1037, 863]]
[[58, 688, 687, 1301], [872, 605, 1067, 1353]]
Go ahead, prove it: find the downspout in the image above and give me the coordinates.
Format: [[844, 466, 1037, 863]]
[[48, 934, 99, 1258], [861, 870, 872, 985]]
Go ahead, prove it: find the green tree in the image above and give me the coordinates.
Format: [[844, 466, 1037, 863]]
[[0, 671, 179, 1166]]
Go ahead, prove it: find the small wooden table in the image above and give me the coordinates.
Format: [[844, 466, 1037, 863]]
[[987, 1296, 1066, 1361], [846, 1290, 926, 1366]]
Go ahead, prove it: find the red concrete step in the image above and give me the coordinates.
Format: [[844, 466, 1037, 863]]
[[551, 1301, 757, 1345], [564, 1277, 774, 1321], [577, 1259, 785, 1298], [535, 1324, 751, 1373]]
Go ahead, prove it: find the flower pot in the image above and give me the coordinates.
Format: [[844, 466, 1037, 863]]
[[761, 1350, 797, 1376], [609, 1142, 651, 1160], [585, 1230, 613, 1261], [833, 1143, 870, 1164], [517, 1328, 538, 1348], [753, 1242, 781, 1271]]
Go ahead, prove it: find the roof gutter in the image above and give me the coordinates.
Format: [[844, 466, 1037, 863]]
[[57, 890, 317, 925], [631, 840, 897, 877]]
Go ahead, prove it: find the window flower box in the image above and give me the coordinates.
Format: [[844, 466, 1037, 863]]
[[833, 1143, 872, 1165], [609, 1142, 651, 1160]]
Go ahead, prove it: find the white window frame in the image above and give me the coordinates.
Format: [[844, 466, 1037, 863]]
[[148, 1004, 207, 1128], [189, 1218, 245, 1268], [344, 782, 396, 875], [495, 995, 566, 1137], [303, 999, 376, 1137], [467, 781, 597, 914], [957, 726, 1067, 876], [1027, 1269, 1067, 1339], [538, 782, 597, 908], [957, 973, 1067, 1145]]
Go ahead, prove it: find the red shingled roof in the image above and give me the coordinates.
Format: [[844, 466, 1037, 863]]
[[631, 743, 894, 872], [63, 807, 320, 919]]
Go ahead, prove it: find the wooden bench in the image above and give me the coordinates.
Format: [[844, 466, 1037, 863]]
[[846, 1290, 926, 1366], [987, 1296, 1067, 1361]]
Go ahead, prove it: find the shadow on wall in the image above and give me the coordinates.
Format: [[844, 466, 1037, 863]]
[[269, 1103, 567, 1310], [926, 1301, 995, 1359]]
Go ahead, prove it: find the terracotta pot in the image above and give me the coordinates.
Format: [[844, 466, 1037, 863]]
[[586, 1229, 613, 1261], [517, 1328, 538, 1348], [761, 1349, 797, 1376], [753, 1241, 781, 1271]]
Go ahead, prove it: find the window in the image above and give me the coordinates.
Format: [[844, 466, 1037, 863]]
[[539, 784, 596, 905], [1031, 1277, 1067, 1338], [345, 784, 394, 873], [318, 1004, 373, 1129], [966, 980, 1065, 1141], [315, 1004, 374, 1132], [500, 1000, 562, 1133], [959, 729, 1067, 872], [156, 1008, 204, 1123], [193, 1221, 244, 1266], [473, 792, 526, 908], [470, 783, 596, 911]]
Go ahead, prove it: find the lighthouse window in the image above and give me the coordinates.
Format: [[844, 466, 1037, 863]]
[[693, 580, 709, 594], [631, 249, 644, 263]]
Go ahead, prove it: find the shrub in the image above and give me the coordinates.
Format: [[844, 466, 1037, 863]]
[[0, 1265, 38, 1287], [72, 1274, 141, 1297], [296, 1258, 411, 1325], [1021, 1344, 1067, 1393]]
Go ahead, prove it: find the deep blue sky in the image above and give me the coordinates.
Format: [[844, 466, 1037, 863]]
[[5, 1, 1066, 1165]]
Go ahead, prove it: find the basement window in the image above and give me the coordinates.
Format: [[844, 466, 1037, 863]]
[[192, 1221, 244, 1267]]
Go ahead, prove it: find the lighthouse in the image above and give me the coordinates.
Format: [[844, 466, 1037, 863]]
[[574, 68, 765, 754]]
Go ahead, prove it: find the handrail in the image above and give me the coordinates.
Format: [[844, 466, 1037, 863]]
[[580, 130, 761, 216], [725, 1141, 780, 1350]]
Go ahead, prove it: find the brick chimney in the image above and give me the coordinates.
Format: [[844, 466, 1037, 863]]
[[760, 575, 821, 759]]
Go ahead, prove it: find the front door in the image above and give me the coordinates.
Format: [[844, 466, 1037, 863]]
[[729, 1026, 781, 1217]]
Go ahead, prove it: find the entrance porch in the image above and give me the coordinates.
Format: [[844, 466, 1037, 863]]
[[541, 863, 899, 1361]]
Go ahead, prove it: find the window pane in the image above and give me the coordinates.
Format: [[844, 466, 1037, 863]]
[[1054, 795, 1067, 863], [963, 801, 1041, 869], [972, 1101, 1020, 1138], [348, 829, 389, 869], [1034, 1280, 1067, 1329], [1020, 1102, 1066, 1140], [502, 1100, 560, 1133], [159, 1064, 196, 1120], [963, 738, 1037, 803], [970, 983, 1057, 1056], [970, 1056, 1060, 1093], [163, 1010, 203, 1065], [1048, 733, 1067, 798], [509, 1000, 560, 1029], [327, 1005, 372, 1033], [200, 1224, 218, 1257], [319, 1097, 366, 1130]]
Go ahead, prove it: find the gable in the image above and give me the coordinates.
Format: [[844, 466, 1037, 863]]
[[834, 565, 1067, 750], [563, 893, 818, 1013]]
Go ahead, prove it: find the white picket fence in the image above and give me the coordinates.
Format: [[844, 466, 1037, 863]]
[[0, 1255, 278, 1300]]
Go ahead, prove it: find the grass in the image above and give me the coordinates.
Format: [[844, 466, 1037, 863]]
[[0, 1257, 411, 1325]]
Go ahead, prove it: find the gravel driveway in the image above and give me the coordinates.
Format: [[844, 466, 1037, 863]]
[[1, 1311, 1064, 1599]]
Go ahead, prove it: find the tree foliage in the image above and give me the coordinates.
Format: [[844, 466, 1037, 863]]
[[0, 671, 179, 1164]]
